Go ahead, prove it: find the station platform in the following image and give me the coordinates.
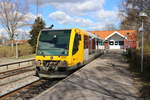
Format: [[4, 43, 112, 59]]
[[33, 50, 141, 100]]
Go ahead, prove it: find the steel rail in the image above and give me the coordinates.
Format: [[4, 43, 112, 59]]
[[0, 78, 40, 97], [0, 59, 35, 69]]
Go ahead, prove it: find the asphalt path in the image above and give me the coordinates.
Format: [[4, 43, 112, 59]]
[[33, 50, 141, 100]]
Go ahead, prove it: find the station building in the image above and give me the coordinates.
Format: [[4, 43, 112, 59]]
[[90, 30, 137, 49]]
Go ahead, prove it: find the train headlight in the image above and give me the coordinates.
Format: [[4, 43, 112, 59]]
[[58, 61, 67, 67], [36, 60, 41, 66]]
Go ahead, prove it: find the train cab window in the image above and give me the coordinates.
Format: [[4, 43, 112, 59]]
[[72, 34, 81, 55]]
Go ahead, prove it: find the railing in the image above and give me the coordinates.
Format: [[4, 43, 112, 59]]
[[0, 59, 35, 69]]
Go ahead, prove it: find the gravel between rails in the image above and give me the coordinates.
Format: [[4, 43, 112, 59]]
[[0, 71, 35, 86], [0, 75, 39, 97], [1, 78, 63, 100]]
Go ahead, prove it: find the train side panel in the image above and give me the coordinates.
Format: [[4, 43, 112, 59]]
[[68, 28, 84, 68]]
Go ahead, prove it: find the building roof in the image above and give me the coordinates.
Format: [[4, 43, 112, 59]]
[[90, 30, 137, 41], [3, 40, 28, 45]]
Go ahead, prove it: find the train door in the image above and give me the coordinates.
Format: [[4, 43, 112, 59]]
[[72, 33, 84, 66]]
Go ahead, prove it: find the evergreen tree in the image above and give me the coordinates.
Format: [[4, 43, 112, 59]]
[[28, 17, 45, 52]]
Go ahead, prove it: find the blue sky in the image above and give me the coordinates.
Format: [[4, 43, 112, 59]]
[[0, 0, 122, 38], [32, 0, 122, 30]]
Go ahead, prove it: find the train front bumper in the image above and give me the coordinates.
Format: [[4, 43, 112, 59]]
[[36, 66, 71, 78]]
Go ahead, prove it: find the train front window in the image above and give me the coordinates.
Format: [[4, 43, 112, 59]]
[[37, 30, 71, 56]]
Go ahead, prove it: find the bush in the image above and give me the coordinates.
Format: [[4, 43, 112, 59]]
[[126, 47, 150, 99], [0, 43, 33, 58], [18, 43, 33, 56], [127, 48, 150, 73], [0, 46, 14, 57]]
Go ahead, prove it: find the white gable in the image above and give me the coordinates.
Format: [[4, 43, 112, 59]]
[[105, 31, 126, 40]]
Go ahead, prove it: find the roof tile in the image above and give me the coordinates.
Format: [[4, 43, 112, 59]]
[[90, 30, 137, 41]]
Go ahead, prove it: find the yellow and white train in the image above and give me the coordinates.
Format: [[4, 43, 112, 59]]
[[35, 28, 103, 78]]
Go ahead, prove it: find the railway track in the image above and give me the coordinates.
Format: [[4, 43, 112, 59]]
[[0, 59, 61, 99], [0, 65, 35, 79], [0, 59, 63, 100], [0, 78, 62, 100], [0, 58, 87, 100]]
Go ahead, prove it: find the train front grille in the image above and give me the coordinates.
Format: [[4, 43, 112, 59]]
[[43, 61, 60, 67], [43, 60, 68, 71]]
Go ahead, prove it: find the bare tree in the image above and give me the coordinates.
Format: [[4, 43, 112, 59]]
[[103, 24, 117, 31], [0, 0, 29, 49], [119, 0, 150, 44]]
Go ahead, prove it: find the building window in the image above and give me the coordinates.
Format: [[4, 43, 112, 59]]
[[99, 41, 103, 45], [115, 41, 118, 45], [119, 41, 124, 45], [84, 35, 89, 49], [109, 41, 114, 45]]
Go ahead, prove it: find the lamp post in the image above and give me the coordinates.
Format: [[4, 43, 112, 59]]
[[139, 11, 147, 72]]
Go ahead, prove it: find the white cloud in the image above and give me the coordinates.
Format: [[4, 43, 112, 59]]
[[24, 13, 36, 21], [0, 28, 30, 35], [49, 11, 95, 27], [49, 11, 72, 24], [0, 1, 36, 27], [29, 0, 104, 15], [29, 0, 87, 5], [89, 25, 104, 30], [74, 18, 94, 27], [96, 9, 119, 24], [0, 28, 9, 38], [49, 9, 119, 30], [28, 0, 120, 30], [0, 28, 30, 40], [98, 10, 118, 19], [52, 0, 104, 15], [0, 28, 6, 33]]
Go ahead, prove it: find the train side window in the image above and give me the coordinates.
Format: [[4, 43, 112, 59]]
[[72, 34, 80, 55], [84, 36, 88, 49]]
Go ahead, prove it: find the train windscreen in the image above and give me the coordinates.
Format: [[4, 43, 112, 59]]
[[37, 30, 71, 56]]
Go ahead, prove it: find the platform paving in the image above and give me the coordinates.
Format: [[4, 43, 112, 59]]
[[33, 50, 141, 100]]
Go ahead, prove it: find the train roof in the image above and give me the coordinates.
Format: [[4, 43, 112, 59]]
[[42, 28, 72, 31], [41, 28, 103, 40], [87, 32, 103, 40]]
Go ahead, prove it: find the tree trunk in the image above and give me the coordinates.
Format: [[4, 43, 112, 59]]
[[11, 40, 14, 56]]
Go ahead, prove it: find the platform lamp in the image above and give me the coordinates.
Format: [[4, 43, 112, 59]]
[[139, 11, 148, 72]]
